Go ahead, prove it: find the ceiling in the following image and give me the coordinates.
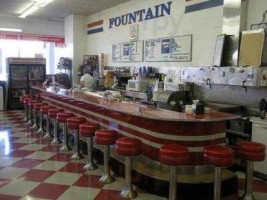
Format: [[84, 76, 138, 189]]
[[0, 0, 131, 21]]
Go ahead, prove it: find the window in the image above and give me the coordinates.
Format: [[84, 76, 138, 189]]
[[0, 39, 67, 79]]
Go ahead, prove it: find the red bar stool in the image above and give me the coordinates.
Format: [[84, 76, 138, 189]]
[[48, 108, 64, 145], [160, 144, 189, 200], [41, 105, 55, 138], [80, 121, 100, 171], [57, 112, 74, 152], [26, 100, 39, 126], [115, 137, 142, 199], [31, 102, 47, 131], [67, 117, 86, 160], [95, 129, 118, 184], [204, 146, 234, 200], [236, 141, 266, 200]]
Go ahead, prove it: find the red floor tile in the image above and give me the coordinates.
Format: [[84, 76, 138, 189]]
[[49, 153, 73, 162], [40, 145, 60, 152], [27, 183, 69, 199], [59, 162, 85, 173], [0, 178, 10, 188], [32, 138, 52, 145], [19, 169, 55, 182], [73, 174, 103, 189], [94, 190, 124, 200], [0, 194, 20, 200], [27, 134, 44, 139], [9, 143, 27, 149], [11, 159, 44, 169], [8, 150, 34, 158], [239, 178, 267, 193]]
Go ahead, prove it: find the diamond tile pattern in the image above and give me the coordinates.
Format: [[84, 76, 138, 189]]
[[0, 110, 266, 200]]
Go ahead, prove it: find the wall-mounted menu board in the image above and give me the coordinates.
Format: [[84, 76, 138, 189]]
[[112, 41, 143, 62], [145, 35, 192, 62]]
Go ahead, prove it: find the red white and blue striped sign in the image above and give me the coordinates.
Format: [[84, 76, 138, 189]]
[[185, 0, 223, 13], [87, 20, 104, 35]]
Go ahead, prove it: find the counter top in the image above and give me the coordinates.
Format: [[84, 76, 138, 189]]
[[32, 86, 239, 122]]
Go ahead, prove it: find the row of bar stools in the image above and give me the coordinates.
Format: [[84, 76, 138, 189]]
[[67, 117, 86, 160], [57, 112, 74, 152], [80, 122, 100, 170], [115, 137, 142, 199], [237, 141, 266, 200], [48, 108, 64, 145]]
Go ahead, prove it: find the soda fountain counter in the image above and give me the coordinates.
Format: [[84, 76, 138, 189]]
[[31, 85, 240, 199]]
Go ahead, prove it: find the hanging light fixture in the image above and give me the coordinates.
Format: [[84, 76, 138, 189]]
[[19, 0, 54, 18]]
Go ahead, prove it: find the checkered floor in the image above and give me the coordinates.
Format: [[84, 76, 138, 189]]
[[0, 110, 266, 200]]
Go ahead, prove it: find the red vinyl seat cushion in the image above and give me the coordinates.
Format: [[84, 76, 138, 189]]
[[159, 144, 189, 166], [57, 112, 74, 123], [67, 117, 86, 130], [40, 106, 55, 114], [95, 129, 118, 145], [80, 122, 100, 137], [48, 109, 64, 118], [115, 137, 142, 156], [203, 146, 234, 167], [237, 142, 266, 162]]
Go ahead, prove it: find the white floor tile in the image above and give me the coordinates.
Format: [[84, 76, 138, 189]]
[[0, 157, 22, 167], [44, 172, 82, 186], [26, 151, 56, 160], [14, 138, 38, 144], [34, 160, 67, 171], [58, 186, 100, 200], [0, 180, 40, 196], [0, 167, 29, 179], [19, 144, 47, 151]]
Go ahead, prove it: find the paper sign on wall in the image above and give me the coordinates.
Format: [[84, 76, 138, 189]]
[[112, 41, 143, 62], [145, 35, 192, 62]]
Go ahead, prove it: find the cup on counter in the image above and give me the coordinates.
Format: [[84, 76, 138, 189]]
[[204, 107, 211, 114], [185, 105, 193, 115]]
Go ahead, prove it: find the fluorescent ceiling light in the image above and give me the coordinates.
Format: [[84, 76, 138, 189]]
[[19, 0, 54, 18], [0, 28, 22, 32]]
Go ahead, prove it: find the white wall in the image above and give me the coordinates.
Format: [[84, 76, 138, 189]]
[[0, 16, 64, 36], [247, 0, 267, 29], [87, 0, 223, 68], [86, 0, 267, 68], [64, 15, 87, 85]]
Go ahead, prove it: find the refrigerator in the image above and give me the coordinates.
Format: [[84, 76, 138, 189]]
[[7, 58, 46, 109]]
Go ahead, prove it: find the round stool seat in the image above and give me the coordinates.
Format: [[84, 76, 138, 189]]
[[237, 142, 266, 162], [57, 112, 74, 123], [116, 137, 142, 156], [67, 117, 86, 130], [80, 122, 100, 137], [160, 144, 189, 166], [48, 109, 64, 119], [204, 146, 234, 167], [28, 100, 40, 108], [95, 129, 118, 145], [40, 106, 55, 114], [34, 103, 47, 111]]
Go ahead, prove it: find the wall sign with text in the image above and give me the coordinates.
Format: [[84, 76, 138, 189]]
[[112, 41, 144, 62], [145, 35, 192, 62]]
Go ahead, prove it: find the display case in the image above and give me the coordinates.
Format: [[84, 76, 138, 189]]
[[7, 58, 46, 109]]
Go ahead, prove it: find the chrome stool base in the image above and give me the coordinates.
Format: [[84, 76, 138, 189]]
[[60, 124, 71, 152], [99, 174, 115, 184], [99, 145, 115, 184], [83, 162, 98, 171], [60, 145, 72, 152], [239, 161, 256, 200], [51, 119, 60, 145], [71, 152, 84, 160], [120, 186, 137, 199]]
